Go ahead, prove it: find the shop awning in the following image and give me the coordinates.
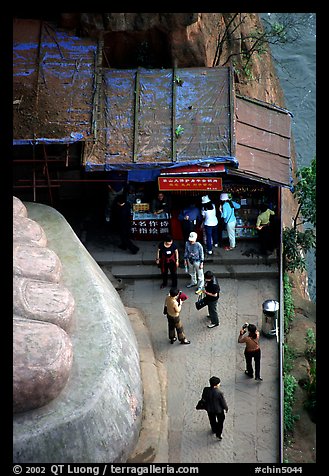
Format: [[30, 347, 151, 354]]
[[160, 163, 226, 175]]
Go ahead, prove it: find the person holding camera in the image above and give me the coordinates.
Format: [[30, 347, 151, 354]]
[[163, 288, 191, 345], [238, 323, 262, 380]]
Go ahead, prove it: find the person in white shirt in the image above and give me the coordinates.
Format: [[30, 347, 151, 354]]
[[201, 195, 219, 255]]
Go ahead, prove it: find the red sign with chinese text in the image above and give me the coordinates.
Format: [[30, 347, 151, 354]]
[[158, 176, 223, 191]]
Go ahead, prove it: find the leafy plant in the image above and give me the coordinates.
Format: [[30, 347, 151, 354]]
[[174, 75, 184, 86], [304, 328, 316, 363], [283, 343, 296, 374], [283, 158, 316, 273], [283, 273, 295, 333], [283, 373, 299, 435], [175, 125, 184, 138]]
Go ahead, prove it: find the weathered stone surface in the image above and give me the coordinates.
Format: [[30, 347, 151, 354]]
[[13, 196, 28, 217], [13, 316, 73, 413], [13, 243, 62, 282], [13, 202, 143, 464], [13, 215, 47, 247], [13, 276, 75, 331]]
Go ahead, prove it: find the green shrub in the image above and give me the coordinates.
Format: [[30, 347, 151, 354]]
[[283, 273, 295, 333], [284, 373, 299, 435], [283, 343, 296, 374]]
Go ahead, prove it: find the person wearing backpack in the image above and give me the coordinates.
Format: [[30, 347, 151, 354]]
[[219, 192, 241, 251]]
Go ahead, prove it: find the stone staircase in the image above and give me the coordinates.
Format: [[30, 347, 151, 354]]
[[84, 233, 280, 281]]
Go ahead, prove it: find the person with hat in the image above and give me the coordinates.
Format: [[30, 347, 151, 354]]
[[183, 231, 204, 293], [201, 195, 219, 255], [155, 234, 179, 289], [199, 376, 229, 440], [219, 192, 241, 251]]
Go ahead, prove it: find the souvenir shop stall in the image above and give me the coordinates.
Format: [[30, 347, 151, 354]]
[[126, 174, 279, 243]]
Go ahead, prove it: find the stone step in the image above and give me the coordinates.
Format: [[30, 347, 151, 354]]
[[106, 262, 279, 280]]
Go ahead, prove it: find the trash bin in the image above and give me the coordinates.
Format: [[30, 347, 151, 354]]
[[261, 300, 279, 337]]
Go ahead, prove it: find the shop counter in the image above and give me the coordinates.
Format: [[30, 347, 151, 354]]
[[131, 212, 171, 240]]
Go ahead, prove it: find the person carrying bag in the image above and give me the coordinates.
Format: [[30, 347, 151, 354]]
[[198, 376, 228, 440]]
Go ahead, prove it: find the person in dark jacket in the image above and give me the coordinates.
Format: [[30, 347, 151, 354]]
[[202, 270, 220, 328], [156, 234, 179, 289], [201, 376, 228, 439], [114, 195, 139, 254]]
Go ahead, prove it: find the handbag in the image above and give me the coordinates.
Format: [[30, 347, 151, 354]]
[[195, 295, 207, 310], [163, 305, 167, 315], [196, 398, 207, 410]]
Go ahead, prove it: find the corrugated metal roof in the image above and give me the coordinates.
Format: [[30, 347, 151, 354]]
[[235, 95, 292, 186], [13, 19, 98, 144]]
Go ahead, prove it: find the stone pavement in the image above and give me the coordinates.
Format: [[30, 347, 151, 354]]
[[84, 232, 281, 464]]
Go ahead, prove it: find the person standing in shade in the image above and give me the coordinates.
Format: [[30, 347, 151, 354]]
[[256, 203, 276, 254], [219, 193, 241, 251], [238, 323, 262, 381], [114, 195, 139, 254], [183, 231, 204, 293], [178, 202, 202, 244], [164, 288, 191, 345], [104, 172, 126, 224], [152, 192, 171, 216], [156, 234, 179, 289], [203, 270, 220, 329], [201, 195, 219, 255], [200, 376, 228, 440]]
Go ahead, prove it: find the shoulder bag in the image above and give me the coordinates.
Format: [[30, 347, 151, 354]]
[[196, 398, 207, 410]]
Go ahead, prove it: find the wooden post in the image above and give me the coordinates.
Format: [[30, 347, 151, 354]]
[[133, 68, 141, 163], [172, 66, 177, 162]]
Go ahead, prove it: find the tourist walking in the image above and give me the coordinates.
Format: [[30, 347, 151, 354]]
[[201, 195, 219, 255], [203, 270, 220, 329], [156, 234, 179, 289], [199, 376, 228, 440], [163, 288, 191, 345], [238, 323, 262, 380], [219, 193, 241, 251], [183, 232, 204, 293]]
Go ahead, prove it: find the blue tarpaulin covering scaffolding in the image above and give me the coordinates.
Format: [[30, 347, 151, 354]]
[[13, 19, 291, 187]]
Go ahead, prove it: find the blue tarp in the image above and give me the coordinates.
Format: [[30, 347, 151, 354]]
[[85, 156, 239, 181]]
